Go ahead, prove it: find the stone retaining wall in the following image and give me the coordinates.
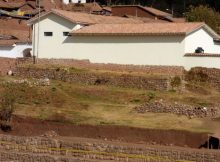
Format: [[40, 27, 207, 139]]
[[15, 67, 170, 91], [0, 57, 16, 75], [135, 101, 219, 118], [186, 67, 220, 90], [17, 58, 185, 76], [0, 134, 219, 162]]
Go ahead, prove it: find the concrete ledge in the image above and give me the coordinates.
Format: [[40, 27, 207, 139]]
[[184, 53, 220, 57]]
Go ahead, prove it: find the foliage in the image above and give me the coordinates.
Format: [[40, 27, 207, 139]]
[[186, 5, 220, 33], [0, 84, 16, 131], [99, 0, 220, 17], [0, 84, 16, 122], [185, 69, 208, 82], [170, 76, 182, 89], [147, 92, 156, 102]]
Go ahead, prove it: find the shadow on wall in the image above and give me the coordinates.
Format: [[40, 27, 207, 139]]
[[63, 35, 185, 44], [199, 136, 220, 149]]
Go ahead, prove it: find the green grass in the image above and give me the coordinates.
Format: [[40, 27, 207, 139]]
[[1, 76, 220, 133]]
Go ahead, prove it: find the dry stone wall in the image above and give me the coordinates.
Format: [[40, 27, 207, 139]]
[[186, 67, 220, 91], [135, 101, 219, 118], [0, 134, 219, 162], [36, 58, 185, 76], [0, 57, 16, 75], [15, 67, 170, 91], [16, 58, 185, 76]]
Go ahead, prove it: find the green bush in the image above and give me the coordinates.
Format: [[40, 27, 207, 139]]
[[147, 92, 156, 102], [186, 5, 220, 33], [0, 84, 16, 131], [170, 76, 182, 89], [186, 69, 208, 82]]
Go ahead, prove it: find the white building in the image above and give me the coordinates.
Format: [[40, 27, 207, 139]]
[[28, 9, 220, 70], [62, 0, 86, 4], [0, 30, 32, 58], [0, 42, 32, 58]]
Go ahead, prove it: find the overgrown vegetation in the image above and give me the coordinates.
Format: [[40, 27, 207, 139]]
[[170, 76, 182, 90], [147, 92, 156, 102], [186, 5, 220, 33], [185, 69, 209, 82], [1, 75, 220, 133], [0, 84, 16, 131]]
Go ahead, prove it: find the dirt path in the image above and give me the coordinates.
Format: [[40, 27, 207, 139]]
[[0, 115, 209, 149]]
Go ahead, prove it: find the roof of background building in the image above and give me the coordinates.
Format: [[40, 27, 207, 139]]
[[143, 6, 171, 17], [123, 15, 169, 23], [0, 28, 30, 46], [62, 2, 103, 13], [102, 6, 112, 12], [111, 5, 187, 23], [112, 5, 172, 17], [0, 1, 25, 9], [70, 22, 218, 37], [28, 9, 143, 25]]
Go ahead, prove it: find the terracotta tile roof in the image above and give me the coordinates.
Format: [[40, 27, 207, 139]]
[[83, 2, 103, 12], [24, 8, 44, 15], [28, 9, 143, 25], [52, 9, 142, 24], [112, 5, 171, 18], [63, 2, 102, 13], [123, 15, 168, 23], [0, 29, 31, 46], [143, 6, 171, 17], [41, 0, 62, 11], [0, 19, 29, 31], [0, 1, 25, 9], [70, 23, 205, 36], [102, 6, 112, 12], [170, 18, 186, 23], [0, 39, 17, 46]]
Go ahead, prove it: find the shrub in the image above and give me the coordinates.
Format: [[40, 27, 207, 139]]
[[186, 5, 220, 33], [0, 84, 16, 131], [186, 69, 208, 82], [170, 76, 182, 89], [147, 92, 156, 102]]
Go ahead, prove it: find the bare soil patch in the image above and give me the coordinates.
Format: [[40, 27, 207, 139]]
[[0, 115, 209, 149]]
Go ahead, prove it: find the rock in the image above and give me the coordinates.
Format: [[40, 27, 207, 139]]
[[41, 131, 58, 138], [38, 78, 50, 86], [7, 70, 13, 76], [134, 101, 219, 119]]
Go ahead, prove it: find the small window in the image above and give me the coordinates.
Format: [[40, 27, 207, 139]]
[[63, 32, 69, 36], [44, 32, 53, 36]]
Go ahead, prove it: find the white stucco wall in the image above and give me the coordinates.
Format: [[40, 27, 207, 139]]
[[62, 0, 86, 4], [61, 36, 185, 66], [184, 28, 220, 69], [33, 13, 185, 66], [185, 28, 220, 54], [0, 44, 32, 58], [184, 56, 220, 70], [32, 13, 82, 58]]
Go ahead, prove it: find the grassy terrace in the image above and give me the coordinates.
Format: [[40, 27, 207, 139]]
[[19, 64, 171, 78], [0, 75, 219, 133]]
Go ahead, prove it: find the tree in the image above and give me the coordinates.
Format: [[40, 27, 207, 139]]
[[0, 84, 16, 131], [186, 5, 220, 33]]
